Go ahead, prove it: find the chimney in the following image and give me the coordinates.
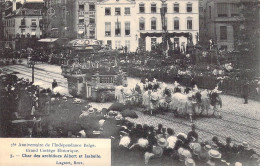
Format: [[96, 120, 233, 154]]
[[12, 0, 16, 12]]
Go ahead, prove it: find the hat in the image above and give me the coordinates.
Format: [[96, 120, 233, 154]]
[[208, 149, 221, 159], [204, 145, 212, 151], [177, 133, 187, 139], [242, 141, 249, 149], [99, 119, 105, 128], [115, 114, 123, 120], [234, 162, 242, 166], [137, 138, 149, 148], [189, 143, 201, 155], [119, 136, 131, 148], [185, 158, 196, 166], [157, 138, 168, 148], [152, 146, 163, 157]]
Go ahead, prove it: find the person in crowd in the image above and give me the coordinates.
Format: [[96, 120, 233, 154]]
[[207, 149, 227, 166], [52, 79, 58, 90], [187, 124, 198, 143], [242, 78, 250, 104]]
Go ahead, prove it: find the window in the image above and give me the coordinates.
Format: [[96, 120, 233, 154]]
[[217, 3, 228, 17], [89, 4, 95, 11], [125, 40, 130, 52], [31, 19, 37, 26], [230, 4, 239, 17], [90, 30, 95, 38], [125, 7, 130, 15], [79, 4, 84, 11], [151, 38, 157, 50], [162, 4, 167, 13], [174, 4, 179, 13], [220, 26, 227, 40], [22, 10, 26, 15], [151, 18, 156, 30], [115, 8, 121, 15], [174, 18, 179, 30], [139, 4, 145, 13], [115, 22, 121, 36], [105, 22, 111, 36], [125, 22, 130, 36], [151, 4, 156, 13], [21, 19, 25, 26], [21, 29, 25, 35], [115, 40, 121, 49], [90, 18, 95, 24], [174, 38, 179, 48], [107, 40, 112, 46], [105, 7, 111, 15], [187, 19, 192, 30], [79, 19, 84, 24], [139, 18, 145, 30], [187, 3, 192, 12]]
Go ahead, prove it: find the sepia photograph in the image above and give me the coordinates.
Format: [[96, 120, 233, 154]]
[[0, 0, 259, 165]]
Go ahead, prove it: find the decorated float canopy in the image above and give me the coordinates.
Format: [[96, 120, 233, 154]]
[[67, 39, 102, 51]]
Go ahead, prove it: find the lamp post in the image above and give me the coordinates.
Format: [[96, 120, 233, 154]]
[[31, 60, 35, 83]]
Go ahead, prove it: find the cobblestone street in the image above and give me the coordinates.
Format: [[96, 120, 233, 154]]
[[2, 62, 260, 153]]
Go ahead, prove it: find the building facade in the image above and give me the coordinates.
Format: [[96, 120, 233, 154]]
[[205, 0, 241, 51], [42, 0, 76, 39], [96, 0, 199, 52], [96, 0, 137, 52], [4, 1, 43, 49], [75, 0, 97, 39]]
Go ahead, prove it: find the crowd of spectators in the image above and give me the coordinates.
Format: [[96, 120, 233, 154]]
[[0, 72, 259, 165]]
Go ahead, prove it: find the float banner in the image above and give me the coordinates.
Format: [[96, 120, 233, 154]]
[[0, 138, 111, 166]]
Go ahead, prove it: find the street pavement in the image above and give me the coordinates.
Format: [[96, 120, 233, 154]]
[[1, 61, 260, 153]]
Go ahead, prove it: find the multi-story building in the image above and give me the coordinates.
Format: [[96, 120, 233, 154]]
[[96, 0, 199, 52], [96, 0, 137, 52], [75, 0, 97, 39], [3, 1, 43, 49], [205, 0, 241, 51], [136, 0, 199, 51], [42, 0, 76, 39], [42, 0, 98, 40]]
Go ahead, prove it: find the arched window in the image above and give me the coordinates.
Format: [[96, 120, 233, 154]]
[[151, 17, 156, 30], [187, 17, 192, 30], [174, 17, 179, 30], [139, 17, 145, 30]]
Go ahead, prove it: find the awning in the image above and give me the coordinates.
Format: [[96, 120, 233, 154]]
[[140, 32, 190, 38], [78, 31, 84, 34], [38, 38, 58, 42], [31, 32, 36, 35]]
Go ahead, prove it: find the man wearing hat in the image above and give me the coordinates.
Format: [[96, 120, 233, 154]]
[[187, 124, 198, 143], [185, 158, 196, 166], [237, 141, 257, 165], [207, 149, 226, 166]]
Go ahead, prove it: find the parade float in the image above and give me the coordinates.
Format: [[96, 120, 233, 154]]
[[61, 39, 127, 102]]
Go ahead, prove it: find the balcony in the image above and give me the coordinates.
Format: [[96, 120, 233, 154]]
[[78, 11, 85, 17]]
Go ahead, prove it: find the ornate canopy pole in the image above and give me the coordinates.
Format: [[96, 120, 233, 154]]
[[160, 0, 168, 56]]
